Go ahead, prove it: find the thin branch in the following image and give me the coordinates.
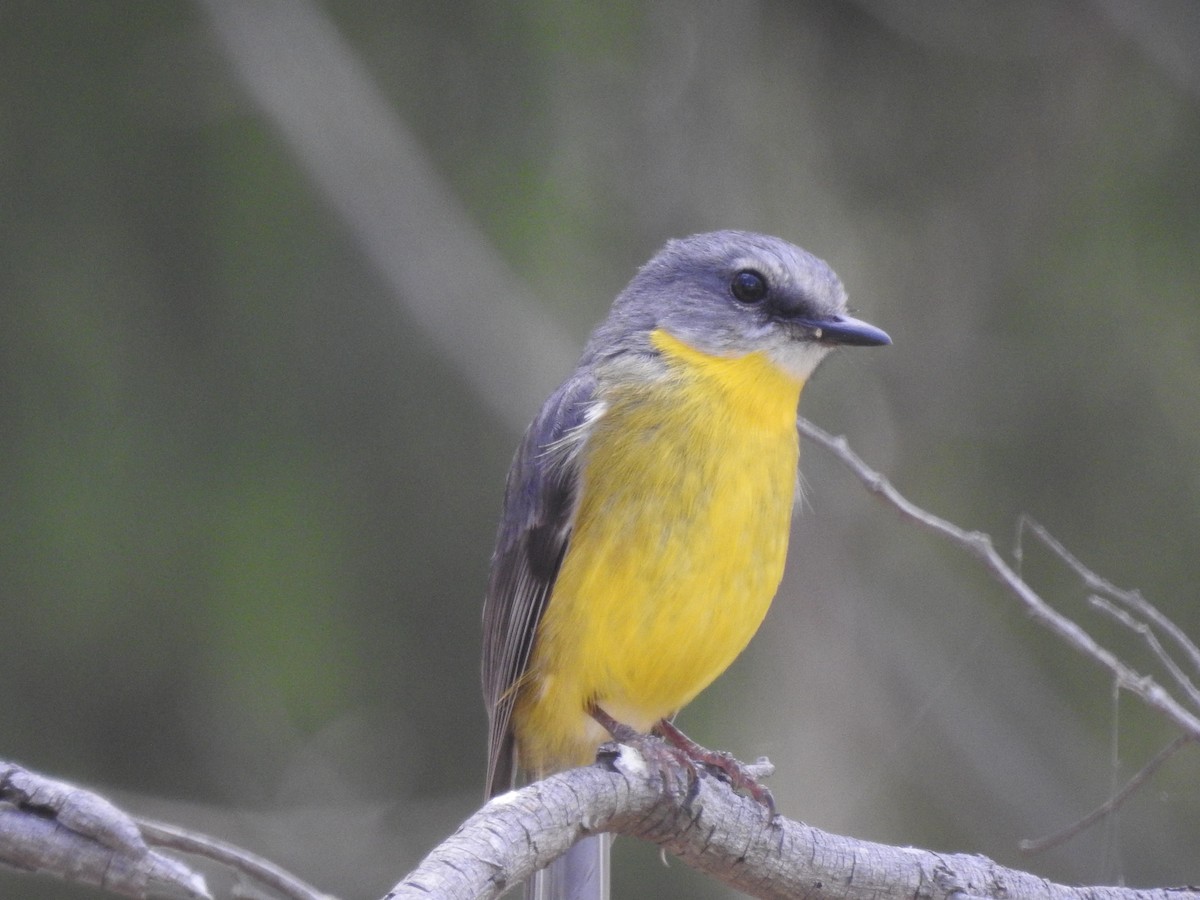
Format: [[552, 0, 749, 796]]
[[1019, 516, 1200, 678], [1019, 733, 1194, 855], [1088, 595, 1200, 712], [137, 818, 337, 900], [797, 417, 1200, 742]]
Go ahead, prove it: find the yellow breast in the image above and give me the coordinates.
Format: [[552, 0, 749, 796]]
[[514, 328, 804, 774]]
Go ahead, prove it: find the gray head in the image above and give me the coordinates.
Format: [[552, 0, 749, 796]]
[[585, 230, 889, 382]]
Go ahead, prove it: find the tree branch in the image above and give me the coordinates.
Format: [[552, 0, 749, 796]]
[[0, 761, 336, 900], [385, 741, 1192, 900], [1018, 734, 1194, 855], [136, 818, 335, 900], [0, 762, 209, 900], [796, 417, 1200, 742]]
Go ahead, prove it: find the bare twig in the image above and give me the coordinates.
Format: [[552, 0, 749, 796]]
[[137, 818, 337, 900], [797, 417, 1200, 743], [1019, 516, 1200, 678], [1019, 733, 1194, 855], [1088, 595, 1200, 712]]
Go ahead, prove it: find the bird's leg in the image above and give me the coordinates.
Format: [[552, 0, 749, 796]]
[[654, 717, 776, 818], [587, 704, 700, 803], [587, 704, 643, 745], [587, 706, 774, 817]]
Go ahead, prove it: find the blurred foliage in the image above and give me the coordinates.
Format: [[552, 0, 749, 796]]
[[2, 1, 1199, 898]]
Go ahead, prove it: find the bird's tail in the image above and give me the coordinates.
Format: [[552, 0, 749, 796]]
[[526, 833, 611, 900]]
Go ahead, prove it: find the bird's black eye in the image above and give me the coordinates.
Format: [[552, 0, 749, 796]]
[[730, 269, 768, 304]]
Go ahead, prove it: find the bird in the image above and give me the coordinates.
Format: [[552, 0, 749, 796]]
[[481, 230, 890, 898]]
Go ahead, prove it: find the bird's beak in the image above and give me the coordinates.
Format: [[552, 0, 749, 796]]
[[802, 313, 891, 347]]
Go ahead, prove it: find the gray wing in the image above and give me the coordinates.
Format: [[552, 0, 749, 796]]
[[482, 372, 597, 797]]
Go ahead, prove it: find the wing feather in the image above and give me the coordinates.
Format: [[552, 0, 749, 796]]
[[481, 372, 599, 797]]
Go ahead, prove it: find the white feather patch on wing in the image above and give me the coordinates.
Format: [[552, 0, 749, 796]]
[[539, 399, 607, 472]]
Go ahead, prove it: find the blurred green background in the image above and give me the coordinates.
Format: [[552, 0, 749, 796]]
[[3, 2, 1200, 897]]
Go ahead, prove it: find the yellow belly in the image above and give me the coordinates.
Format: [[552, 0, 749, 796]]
[[514, 330, 803, 775]]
